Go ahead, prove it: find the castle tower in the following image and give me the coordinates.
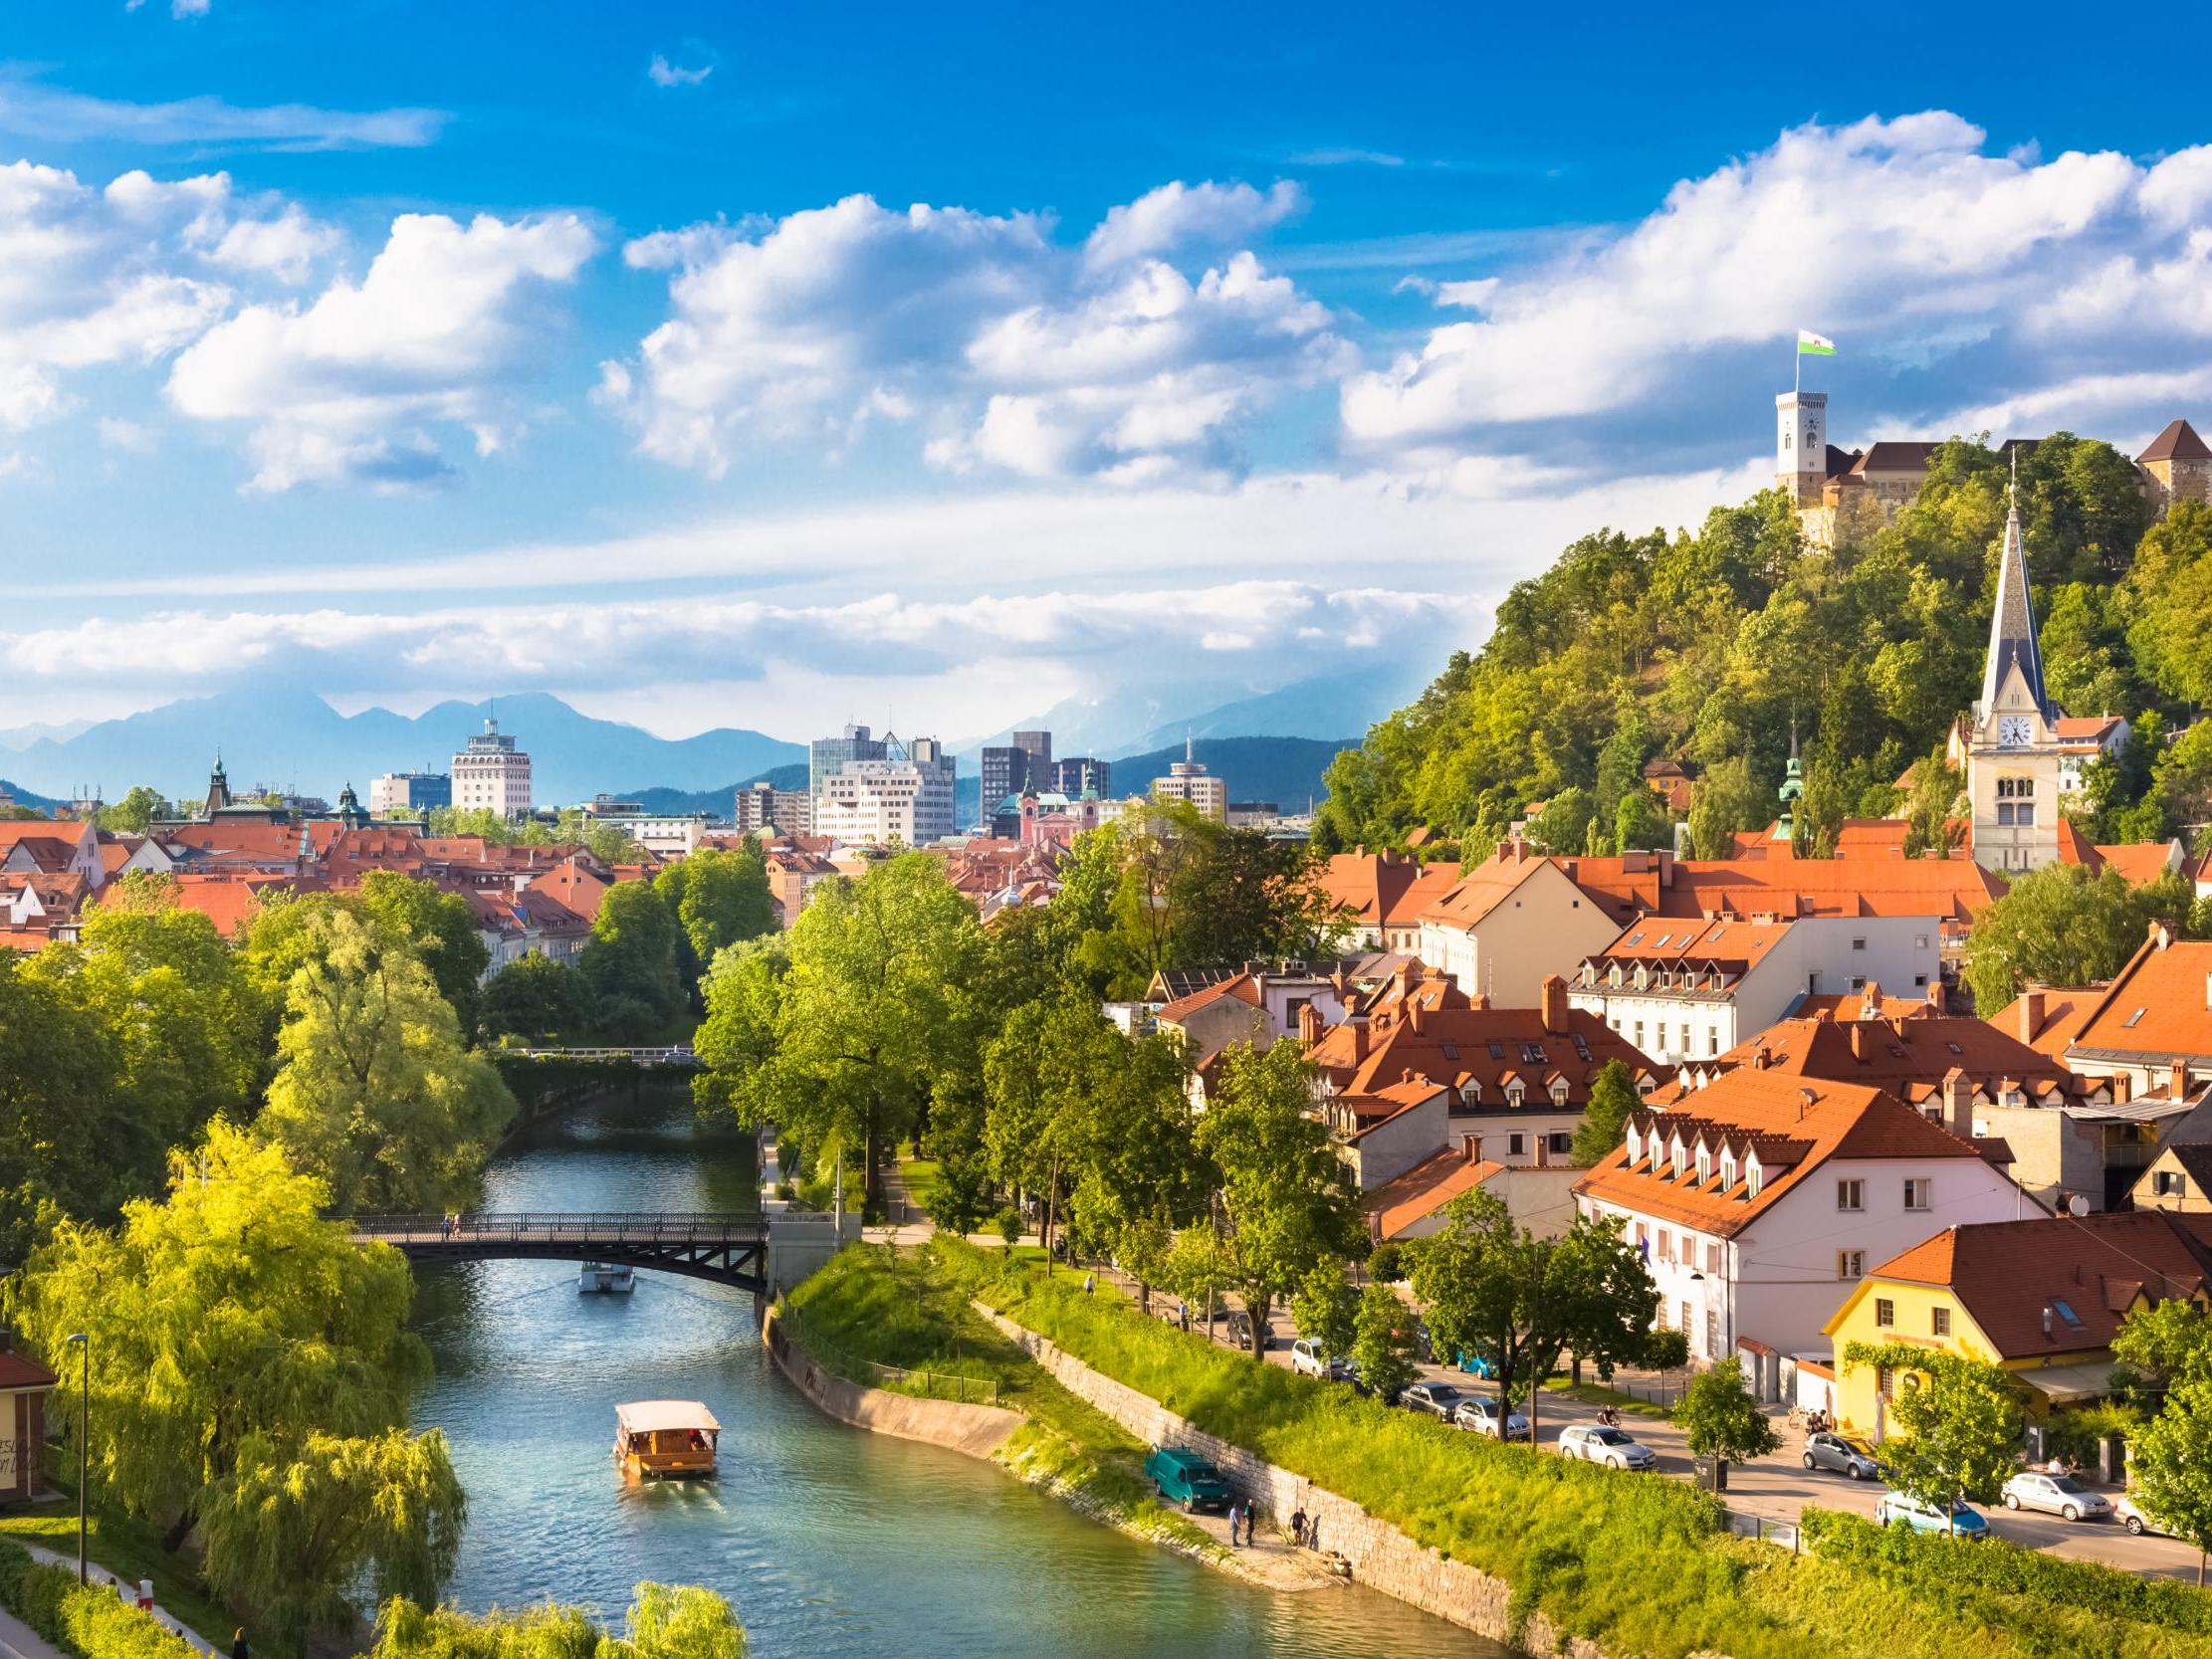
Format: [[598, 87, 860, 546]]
[[1966, 472, 2064, 874], [2138, 419, 2211, 509], [1776, 391, 1827, 507]]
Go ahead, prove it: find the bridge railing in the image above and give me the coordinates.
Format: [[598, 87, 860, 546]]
[[493, 1046, 701, 1066], [351, 1211, 767, 1244]]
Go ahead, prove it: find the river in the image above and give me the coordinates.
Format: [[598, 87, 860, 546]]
[[409, 1091, 1509, 1659]]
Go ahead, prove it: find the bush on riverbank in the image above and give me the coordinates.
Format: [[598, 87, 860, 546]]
[[0, 1540, 202, 1659], [942, 1239, 2212, 1659]]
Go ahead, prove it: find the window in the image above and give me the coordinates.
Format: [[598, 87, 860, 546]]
[[1486, 1041, 1506, 1059], [1705, 1309, 1719, 1355], [1678, 1024, 1690, 1054], [1522, 1043, 1548, 1065], [2050, 1298, 2086, 1332], [1548, 1132, 1574, 1154], [1837, 1179, 1865, 1211], [1658, 1228, 1672, 1262], [1745, 1162, 1762, 1198], [1875, 1298, 1895, 1329], [1852, 936, 1867, 952], [1931, 1307, 1952, 1338], [1634, 1021, 1646, 1048], [1838, 1250, 1865, 1280], [1904, 1178, 1932, 1211], [2156, 1170, 2187, 1197], [1997, 776, 2035, 799], [1706, 1240, 1723, 1275], [1680, 1300, 1692, 1334], [1508, 1133, 1527, 1156], [1636, 1223, 1650, 1252], [2122, 1008, 2146, 1029]]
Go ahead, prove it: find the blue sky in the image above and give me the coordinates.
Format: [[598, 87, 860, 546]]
[[4, 1, 2211, 742]]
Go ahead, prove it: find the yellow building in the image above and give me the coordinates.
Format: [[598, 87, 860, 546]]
[[1822, 1211, 2212, 1439]]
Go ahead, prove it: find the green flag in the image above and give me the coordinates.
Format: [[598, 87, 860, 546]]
[[1797, 329, 1836, 356]]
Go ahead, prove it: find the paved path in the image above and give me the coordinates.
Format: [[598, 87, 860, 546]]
[[0, 1605, 66, 1659], [13, 1542, 217, 1656]]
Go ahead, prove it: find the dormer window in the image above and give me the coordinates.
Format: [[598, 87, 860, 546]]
[[1504, 1083, 1525, 1107], [1720, 1150, 1737, 1187], [1625, 1124, 1644, 1162], [1695, 1147, 1713, 1183], [1609, 964, 1624, 987], [1550, 1078, 1571, 1105]]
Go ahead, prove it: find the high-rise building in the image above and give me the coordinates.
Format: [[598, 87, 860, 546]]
[[980, 745, 1028, 818], [813, 732, 957, 846], [1051, 756, 1110, 798], [452, 718, 533, 820], [809, 724, 888, 803], [1012, 728, 1052, 775], [1151, 737, 1227, 822], [370, 771, 452, 815], [733, 779, 811, 837]]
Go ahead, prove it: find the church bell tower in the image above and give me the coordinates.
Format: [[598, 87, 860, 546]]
[[1776, 391, 1827, 507], [1966, 470, 2064, 874]]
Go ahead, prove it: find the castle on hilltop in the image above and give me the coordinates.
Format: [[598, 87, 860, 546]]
[[1775, 389, 2210, 547]]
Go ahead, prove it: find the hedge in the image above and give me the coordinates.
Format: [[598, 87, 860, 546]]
[[1802, 1508, 2212, 1634], [0, 1541, 201, 1659]]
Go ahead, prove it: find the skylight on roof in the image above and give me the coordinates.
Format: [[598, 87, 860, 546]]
[[1487, 1041, 1505, 1060], [1626, 933, 1645, 946], [2050, 1299, 2085, 1331], [1946, 1042, 1962, 1054], [2123, 1008, 2147, 1028]]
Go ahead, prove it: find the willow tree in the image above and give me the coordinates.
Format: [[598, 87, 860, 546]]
[[259, 909, 515, 1213], [694, 854, 982, 1212], [374, 1582, 749, 1659], [4, 1124, 436, 1560]]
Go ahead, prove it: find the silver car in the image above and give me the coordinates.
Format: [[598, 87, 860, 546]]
[[1452, 1396, 1532, 1440], [1802, 1431, 1885, 1481], [2115, 1493, 2173, 1537], [1557, 1424, 1657, 1469], [2001, 1471, 2111, 1522]]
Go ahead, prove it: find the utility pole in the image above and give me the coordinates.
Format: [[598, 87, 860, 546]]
[[65, 1333, 88, 1584]]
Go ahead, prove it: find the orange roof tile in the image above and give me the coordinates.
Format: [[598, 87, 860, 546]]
[[1572, 1068, 1991, 1238], [1366, 1148, 1506, 1239], [1317, 853, 1462, 931], [2095, 842, 2179, 886], [1661, 1012, 2083, 1107], [2056, 934, 2212, 1067], [1157, 972, 1262, 1024]]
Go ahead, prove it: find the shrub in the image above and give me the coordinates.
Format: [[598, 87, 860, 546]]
[[0, 1542, 204, 1659], [1367, 1241, 1407, 1283]]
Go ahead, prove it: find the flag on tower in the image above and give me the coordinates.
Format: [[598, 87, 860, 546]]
[[1797, 329, 1837, 356]]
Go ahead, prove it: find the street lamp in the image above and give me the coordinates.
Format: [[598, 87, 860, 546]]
[[63, 1334, 87, 1584]]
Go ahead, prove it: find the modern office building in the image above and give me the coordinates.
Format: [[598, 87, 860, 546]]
[[733, 780, 812, 837], [980, 745, 1029, 818], [451, 719, 532, 820], [809, 724, 889, 804], [813, 732, 957, 845], [1052, 756, 1110, 797], [370, 771, 453, 815], [578, 794, 709, 856], [1151, 738, 1227, 822]]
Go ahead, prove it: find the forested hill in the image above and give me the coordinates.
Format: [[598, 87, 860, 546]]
[[1312, 435, 2212, 861]]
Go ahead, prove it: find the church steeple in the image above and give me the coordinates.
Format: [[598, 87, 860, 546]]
[[1976, 461, 2054, 724], [1771, 718, 1804, 842]]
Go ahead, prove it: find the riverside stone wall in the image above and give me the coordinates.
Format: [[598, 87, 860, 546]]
[[763, 1306, 1021, 1459], [979, 1305, 1609, 1659]]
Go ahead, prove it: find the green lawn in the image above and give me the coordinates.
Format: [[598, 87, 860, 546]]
[[939, 1237, 2212, 1659]]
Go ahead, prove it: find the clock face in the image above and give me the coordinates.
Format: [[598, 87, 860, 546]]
[[1998, 715, 2034, 748]]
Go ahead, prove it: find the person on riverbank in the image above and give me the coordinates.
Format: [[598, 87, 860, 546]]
[[1290, 1507, 1307, 1548], [1227, 1502, 1242, 1547], [1245, 1507, 1257, 1546], [232, 1628, 250, 1659]]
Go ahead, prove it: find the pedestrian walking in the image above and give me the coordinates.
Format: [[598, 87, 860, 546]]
[[1083, 1271, 1095, 1296], [1290, 1507, 1307, 1548], [232, 1629, 251, 1659], [1226, 1502, 1241, 1547]]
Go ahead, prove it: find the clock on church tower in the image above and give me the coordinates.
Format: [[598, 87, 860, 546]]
[[1966, 486, 2064, 874]]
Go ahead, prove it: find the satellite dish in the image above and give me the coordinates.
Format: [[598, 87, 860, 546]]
[[2067, 1194, 2090, 1217]]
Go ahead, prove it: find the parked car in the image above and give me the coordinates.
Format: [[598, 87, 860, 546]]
[[2115, 1492, 2175, 1538], [1802, 1431, 1886, 1481], [1875, 1491, 1991, 1539], [2001, 1471, 2111, 1522], [1401, 1381, 1467, 1420], [1454, 1348, 1498, 1379], [1290, 1338, 1348, 1380], [1557, 1424, 1657, 1470], [1143, 1446, 1232, 1514], [1338, 1358, 1405, 1405], [1452, 1396, 1532, 1441], [1224, 1309, 1272, 1352]]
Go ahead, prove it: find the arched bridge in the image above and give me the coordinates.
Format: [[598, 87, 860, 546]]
[[351, 1211, 772, 1292], [496, 1046, 701, 1068]]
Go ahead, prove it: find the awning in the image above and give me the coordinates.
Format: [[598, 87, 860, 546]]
[[2016, 1362, 2118, 1404]]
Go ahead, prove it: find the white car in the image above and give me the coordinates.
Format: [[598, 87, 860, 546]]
[[1290, 1338, 1348, 1380], [1557, 1424, 1657, 1469], [2001, 1471, 2111, 1522], [2115, 1493, 2174, 1538], [1452, 1396, 1532, 1440]]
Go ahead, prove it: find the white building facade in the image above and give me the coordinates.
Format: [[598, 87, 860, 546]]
[[813, 735, 957, 845], [452, 720, 533, 820]]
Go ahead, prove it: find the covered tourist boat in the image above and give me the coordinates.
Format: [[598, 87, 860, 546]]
[[615, 1399, 721, 1479]]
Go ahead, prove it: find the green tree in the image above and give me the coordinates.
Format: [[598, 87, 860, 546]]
[[1843, 1343, 2023, 1525], [657, 843, 777, 973], [694, 854, 982, 1212], [580, 879, 686, 1040], [1291, 1258, 1357, 1360], [1685, 756, 1767, 859], [1961, 864, 2151, 1011], [201, 1428, 466, 1645], [5, 1124, 432, 1555], [1192, 1042, 1363, 1356], [1410, 1190, 1657, 1442], [1350, 1281, 1420, 1401], [1675, 1356, 1781, 1482], [2128, 1368, 2212, 1586], [480, 950, 587, 1043], [354, 871, 492, 1039], [374, 1582, 749, 1659], [95, 784, 173, 834], [1522, 787, 1596, 856], [259, 910, 517, 1212], [0, 954, 127, 1263], [1899, 745, 1965, 858], [1570, 1059, 1641, 1166]]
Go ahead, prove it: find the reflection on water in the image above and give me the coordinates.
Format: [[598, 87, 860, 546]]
[[411, 1092, 1507, 1659]]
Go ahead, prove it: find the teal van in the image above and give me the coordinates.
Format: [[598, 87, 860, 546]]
[[1143, 1446, 1232, 1513]]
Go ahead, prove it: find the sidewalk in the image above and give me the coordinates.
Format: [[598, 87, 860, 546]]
[[0, 1605, 65, 1659], [11, 1542, 217, 1657]]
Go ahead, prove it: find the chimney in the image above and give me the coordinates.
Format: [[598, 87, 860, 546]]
[[1861, 978, 1880, 1013], [2113, 1072, 2131, 1105], [1351, 1022, 1370, 1064], [2042, 1306, 2054, 1340], [1540, 973, 1569, 1036], [1496, 838, 1514, 865], [1850, 1021, 1872, 1063], [1469, 990, 1490, 1012], [1942, 1067, 1974, 1141], [2174, 1058, 2192, 1102], [1926, 979, 1947, 1014], [1513, 837, 1530, 865], [1297, 1003, 1323, 1045], [2018, 988, 2045, 1045], [1409, 999, 1429, 1035], [1797, 1086, 1818, 1120], [1658, 848, 1675, 889], [1752, 1045, 1770, 1071]]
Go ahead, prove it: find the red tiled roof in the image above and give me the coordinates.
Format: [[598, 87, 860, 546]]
[[1157, 972, 1262, 1025], [1658, 1012, 2083, 1110], [1867, 1211, 2212, 1360], [2140, 419, 2212, 464], [1317, 853, 1461, 931], [153, 873, 299, 936], [1573, 1068, 1991, 1238], [2050, 934, 2212, 1065], [0, 1350, 57, 1389], [525, 860, 614, 923], [1366, 1148, 1506, 1239], [2096, 842, 2179, 886]]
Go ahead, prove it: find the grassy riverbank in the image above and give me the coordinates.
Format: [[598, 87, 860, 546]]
[[931, 1238, 2212, 1659], [781, 1240, 1218, 1557]]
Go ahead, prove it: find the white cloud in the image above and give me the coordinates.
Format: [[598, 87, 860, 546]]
[[172, 0, 212, 17], [647, 54, 714, 88], [1338, 111, 2205, 461], [97, 416, 158, 454], [0, 78, 446, 150], [602, 181, 1339, 483], [165, 210, 598, 491]]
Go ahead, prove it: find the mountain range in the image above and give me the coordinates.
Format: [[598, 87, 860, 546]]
[[962, 664, 1427, 760], [0, 691, 803, 809]]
